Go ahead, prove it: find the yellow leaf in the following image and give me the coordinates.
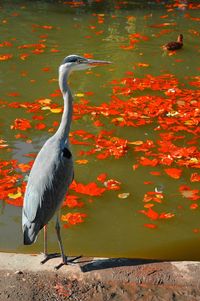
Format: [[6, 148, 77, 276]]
[[38, 98, 52, 105], [137, 63, 150, 67], [118, 193, 130, 199], [41, 106, 51, 111], [76, 159, 89, 165], [8, 188, 22, 199], [128, 140, 143, 145], [50, 108, 62, 113], [75, 93, 84, 97]]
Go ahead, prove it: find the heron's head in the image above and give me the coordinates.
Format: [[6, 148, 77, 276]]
[[59, 54, 111, 74]]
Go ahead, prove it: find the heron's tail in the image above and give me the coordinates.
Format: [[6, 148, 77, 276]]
[[23, 221, 41, 245]]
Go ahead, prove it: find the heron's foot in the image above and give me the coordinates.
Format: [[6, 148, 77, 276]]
[[54, 255, 82, 270], [40, 252, 60, 265]]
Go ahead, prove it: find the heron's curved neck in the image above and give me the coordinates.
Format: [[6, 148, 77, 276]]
[[56, 66, 73, 140]]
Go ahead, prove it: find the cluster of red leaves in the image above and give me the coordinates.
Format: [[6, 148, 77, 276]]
[[70, 130, 128, 159], [0, 160, 26, 207], [0, 156, 121, 230], [1, 1, 199, 237], [120, 33, 149, 50], [0, 20, 59, 63], [0, 54, 13, 61], [61, 212, 87, 228], [138, 191, 175, 228], [3, 70, 200, 233], [62, 195, 84, 209], [70, 180, 106, 196]]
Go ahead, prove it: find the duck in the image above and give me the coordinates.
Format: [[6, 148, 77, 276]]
[[162, 34, 183, 51]]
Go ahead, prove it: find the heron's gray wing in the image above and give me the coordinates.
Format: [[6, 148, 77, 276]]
[[23, 185, 42, 223], [22, 138, 74, 227]]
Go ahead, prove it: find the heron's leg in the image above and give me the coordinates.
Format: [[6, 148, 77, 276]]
[[54, 215, 82, 270], [55, 215, 67, 268], [44, 224, 48, 256], [40, 225, 49, 264], [41, 224, 60, 264]]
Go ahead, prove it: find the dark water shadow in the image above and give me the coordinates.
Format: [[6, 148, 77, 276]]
[[81, 258, 164, 273]]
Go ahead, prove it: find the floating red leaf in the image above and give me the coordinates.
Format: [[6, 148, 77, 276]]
[[164, 168, 182, 179]]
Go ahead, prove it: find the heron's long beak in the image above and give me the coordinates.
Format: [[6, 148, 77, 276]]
[[87, 59, 112, 66]]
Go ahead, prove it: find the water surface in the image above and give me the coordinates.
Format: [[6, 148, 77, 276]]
[[0, 0, 200, 260]]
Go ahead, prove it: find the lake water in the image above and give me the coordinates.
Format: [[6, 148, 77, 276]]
[[0, 0, 200, 260]]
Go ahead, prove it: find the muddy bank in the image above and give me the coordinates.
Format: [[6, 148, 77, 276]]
[[0, 253, 200, 300]]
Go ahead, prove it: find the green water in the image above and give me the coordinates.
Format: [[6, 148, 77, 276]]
[[0, 0, 200, 260]]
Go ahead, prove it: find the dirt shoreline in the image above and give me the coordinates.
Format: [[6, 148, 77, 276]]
[[0, 253, 200, 300]]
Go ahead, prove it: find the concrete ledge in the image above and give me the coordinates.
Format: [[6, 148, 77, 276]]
[[1, 253, 200, 300], [0, 252, 200, 285]]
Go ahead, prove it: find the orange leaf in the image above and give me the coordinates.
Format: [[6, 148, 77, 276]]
[[104, 179, 121, 190], [70, 180, 105, 196], [164, 168, 182, 179], [144, 223, 157, 229], [150, 171, 161, 176], [61, 212, 87, 225], [97, 173, 107, 183], [0, 54, 12, 61], [140, 157, 158, 167], [139, 208, 159, 220], [84, 53, 93, 59], [35, 123, 46, 130], [179, 185, 200, 200], [62, 195, 84, 208], [11, 118, 32, 131], [159, 212, 175, 219], [190, 203, 198, 210], [75, 159, 88, 165], [137, 63, 150, 67], [190, 173, 200, 182], [18, 163, 32, 172]]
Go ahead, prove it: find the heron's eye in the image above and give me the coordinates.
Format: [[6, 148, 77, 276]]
[[77, 59, 82, 64]]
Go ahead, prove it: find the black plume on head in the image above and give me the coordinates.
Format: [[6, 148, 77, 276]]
[[61, 55, 85, 65]]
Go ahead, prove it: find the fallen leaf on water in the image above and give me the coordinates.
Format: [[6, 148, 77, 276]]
[[164, 168, 182, 179], [62, 195, 84, 208], [104, 179, 121, 190], [61, 212, 87, 225], [190, 203, 198, 210], [144, 223, 157, 229], [179, 185, 200, 200], [150, 171, 161, 176], [18, 163, 32, 172], [140, 157, 159, 167], [97, 173, 107, 183], [118, 192, 130, 199], [0, 54, 12, 61], [50, 108, 62, 113], [8, 188, 22, 199], [193, 228, 200, 234], [75, 159, 88, 165], [137, 63, 150, 67], [190, 173, 200, 182], [70, 180, 106, 196], [11, 118, 32, 131], [75, 93, 85, 97], [35, 123, 46, 130], [139, 207, 175, 220], [128, 140, 143, 145]]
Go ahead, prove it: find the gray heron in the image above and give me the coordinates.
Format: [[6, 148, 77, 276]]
[[22, 54, 111, 269]]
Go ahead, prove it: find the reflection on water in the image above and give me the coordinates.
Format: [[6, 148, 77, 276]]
[[0, 0, 200, 260]]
